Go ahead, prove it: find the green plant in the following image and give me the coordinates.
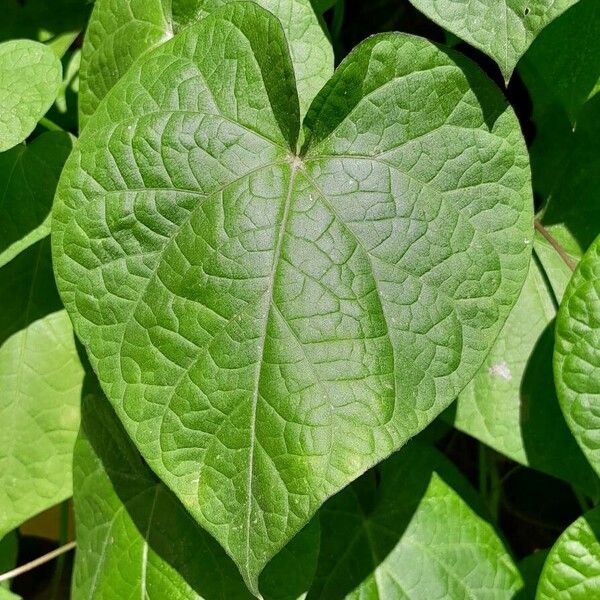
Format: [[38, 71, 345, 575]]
[[0, 1, 598, 598]]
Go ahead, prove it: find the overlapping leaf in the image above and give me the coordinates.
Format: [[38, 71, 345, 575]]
[[307, 443, 523, 599], [0, 40, 62, 152], [536, 505, 600, 599], [74, 386, 319, 600], [453, 233, 598, 494], [554, 235, 600, 477], [408, 0, 578, 80], [520, 0, 600, 257], [0, 239, 83, 540], [53, 3, 532, 589], [0, 132, 74, 267], [79, 0, 333, 127]]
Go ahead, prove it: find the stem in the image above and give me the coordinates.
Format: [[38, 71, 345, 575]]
[[534, 220, 577, 272], [38, 117, 65, 132], [0, 542, 76, 584], [50, 502, 70, 598]]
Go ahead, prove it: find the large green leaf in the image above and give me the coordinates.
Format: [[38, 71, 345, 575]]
[[307, 443, 522, 599], [536, 505, 600, 599], [452, 233, 599, 494], [407, 0, 578, 81], [52, 3, 532, 589], [0, 40, 62, 152], [520, 0, 600, 257], [74, 383, 319, 600], [79, 0, 333, 128], [554, 235, 600, 477], [0, 131, 74, 268], [0, 238, 83, 539]]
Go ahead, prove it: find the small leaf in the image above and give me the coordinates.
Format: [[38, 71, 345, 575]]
[[0, 40, 62, 152], [453, 233, 599, 495], [79, 0, 333, 127], [73, 383, 319, 600], [407, 0, 578, 80], [0, 131, 74, 268], [554, 235, 600, 477], [53, 4, 532, 589], [307, 443, 523, 599], [536, 505, 600, 599], [0, 238, 83, 539]]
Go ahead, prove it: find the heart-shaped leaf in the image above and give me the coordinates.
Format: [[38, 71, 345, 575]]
[[453, 233, 599, 495], [407, 0, 578, 81], [554, 235, 600, 477], [74, 384, 319, 600], [79, 0, 333, 128], [536, 505, 600, 599], [0, 40, 62, 152], [307, 443, 523, 599], [52, 3, 532, 590]]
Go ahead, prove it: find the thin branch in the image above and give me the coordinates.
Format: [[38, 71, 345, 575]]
[[0, 541, 76, 584], [534, 220, 577, 272]]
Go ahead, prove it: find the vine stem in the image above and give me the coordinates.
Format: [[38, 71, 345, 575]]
[[38, 117, 65, 132], [534, 220, 577, 272], [0, 542, 76, 584]]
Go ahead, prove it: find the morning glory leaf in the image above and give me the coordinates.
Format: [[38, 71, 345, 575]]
[[52, 3, 532, 590], [536, 505, 600, 599], [73, 385, 319, 600], [0, 40, 62, 152], [0, 238, 83, 539], [79, 0, 333, 128], [0, 131, 74, 268], [453, 233, 599, 495], [307, 443, 523, 599], [554, 235, 600, 477], [407, 0, 578, 81]]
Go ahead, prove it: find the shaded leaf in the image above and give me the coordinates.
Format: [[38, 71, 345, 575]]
[[407, 0, 578, 80], [53, 4, 532, 589], [307, 443, 522, 599], [0, 131, 74, 268], [73, 383, 319, 600], [79, 0, 333, 127], [554, 235, 600, 477], [0, 40, 62, 152], [536, 505, 600, 599], [520, 1, 600, 257], [452, 234, 599, 495]]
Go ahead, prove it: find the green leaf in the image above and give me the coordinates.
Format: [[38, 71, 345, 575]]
[[0, 531, 18, 596], [536, 505, 600, 599], [0, 131, 74, 268], [79, 0, 333, 128], [0, 40, 62, 152], [407, 0, 578, 81], [519, 0, 600, 125], [516, 550, 549, 600], [307, 443, 523, 599], [52, 5, 532, 590], [520, 1, 600, 257], [0, 237, 83, 539], [74, 382, 319, 600], [452, 233, 599, 495], [554, 235, 600, 477]]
